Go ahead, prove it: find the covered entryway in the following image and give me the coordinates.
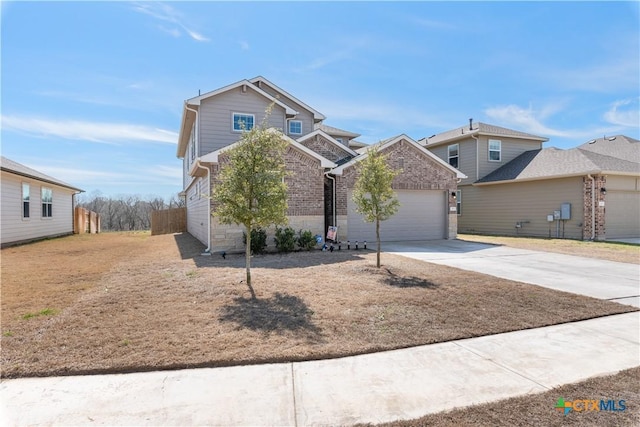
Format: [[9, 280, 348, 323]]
[[605, 191, 640, 239], [347, 189, 446, 242]]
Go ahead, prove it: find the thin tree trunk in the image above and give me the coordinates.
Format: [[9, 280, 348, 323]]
[[245, 226, 256, 299], [376, 218, 381, 268]]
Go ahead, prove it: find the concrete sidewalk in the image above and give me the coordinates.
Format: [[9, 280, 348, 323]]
[[384, 240, 640, 307], [2, 312, 638, 426]]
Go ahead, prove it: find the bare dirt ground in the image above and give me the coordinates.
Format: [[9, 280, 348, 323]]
[[458, 234, 640, 264], [1, 232, 636, 378], [371, 367, 640, 427]]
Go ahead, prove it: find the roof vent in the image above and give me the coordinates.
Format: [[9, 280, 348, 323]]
[[469, 118, 473, 131], [607, 136, 617, 141], [588, 139, 597, 144]]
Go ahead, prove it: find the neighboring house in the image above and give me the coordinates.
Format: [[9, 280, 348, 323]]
[[176, 77, 463, 252], [423, 122, 640, 240], [1, 156, 83, 247]]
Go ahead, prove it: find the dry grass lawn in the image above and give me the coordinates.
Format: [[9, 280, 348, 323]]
[[1, 232, 636, 378], [371, 367, 640, 427], [458, 234, 640, 264]]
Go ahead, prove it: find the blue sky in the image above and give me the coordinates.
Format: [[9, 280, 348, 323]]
[[2, 1, 638, 200]]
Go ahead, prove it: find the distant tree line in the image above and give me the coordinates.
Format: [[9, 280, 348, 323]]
[[76, 192, 185, 231]]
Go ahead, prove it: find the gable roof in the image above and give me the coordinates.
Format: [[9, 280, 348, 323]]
[[296, 129, 358, 157], [421, 122, 548, 147], [249, 76, 326, 122], [476, 135, 640, 185], [314, 123, 361, 138], [198, 128, 336, 169], [332, 134, 467, 179], [177, 78, 302, 157], [1, 156, 83, 192]]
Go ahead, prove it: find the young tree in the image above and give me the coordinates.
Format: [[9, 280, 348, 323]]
[[212, 122, 288, 298], [352, 146, 400, 268]]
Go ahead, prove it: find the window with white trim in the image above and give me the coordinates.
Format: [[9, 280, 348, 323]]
[[448, 144, 459, 168], [41, 187, 53, 218], [22, 183, 30, 219], [288, 120, 302, 135], [456, 190, 462, 215], [232, 113, 254, 131], [335, 137, 344, 144], [489, 139, 501, 161]]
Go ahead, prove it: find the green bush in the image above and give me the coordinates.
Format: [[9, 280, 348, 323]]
[[274, 226, 296, 252], [242, 228, 267, 254], [297, 229, 317, 251]]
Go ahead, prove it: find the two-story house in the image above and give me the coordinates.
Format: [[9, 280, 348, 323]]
[[176, 77, 464, 253], [422, 121, 640, 240]]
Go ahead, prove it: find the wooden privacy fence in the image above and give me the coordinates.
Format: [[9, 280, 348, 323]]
[[151, 207, 187, 235], [74, 207, 101, 234]]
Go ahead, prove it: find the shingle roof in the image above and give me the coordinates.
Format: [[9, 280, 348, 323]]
[[423, 122, 548, 147], [314, 123, 361, 138], [0, 156, 83, 192], [476, 135, 640, 184]]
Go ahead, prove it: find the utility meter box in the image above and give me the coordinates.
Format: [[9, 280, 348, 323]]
[[553, 210, 561, 220], [560, 203, 571, 220]]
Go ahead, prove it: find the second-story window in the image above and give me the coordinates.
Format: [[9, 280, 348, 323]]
[[335, 137, 344, 144], [233, 113, 254, 131], [448, 144, 459, 168], [489, 139, 501, 161], [288, 120, 302, 135]]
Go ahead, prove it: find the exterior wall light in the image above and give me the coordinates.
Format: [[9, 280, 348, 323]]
[[600, 187, 607, 195], [451, 192, 457, 199]]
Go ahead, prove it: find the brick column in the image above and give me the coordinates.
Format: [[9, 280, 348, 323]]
[[583, 175, 607, 241], [447, 189, 458, 239]]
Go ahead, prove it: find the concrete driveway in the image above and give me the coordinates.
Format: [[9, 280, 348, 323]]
[[383, 239, 640, 307]]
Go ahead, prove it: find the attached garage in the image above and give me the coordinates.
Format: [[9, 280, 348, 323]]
[[332, 135, 465, 244], [347, 189, 446, 242], [605, 191, 640, 239]]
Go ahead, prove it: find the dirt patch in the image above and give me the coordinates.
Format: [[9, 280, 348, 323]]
[[370, 367, 640, 427], [458, 234, 640, 264], [1, 232, 636, 378]]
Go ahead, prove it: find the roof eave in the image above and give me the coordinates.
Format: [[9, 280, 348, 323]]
[[1, 167, 84, 193]]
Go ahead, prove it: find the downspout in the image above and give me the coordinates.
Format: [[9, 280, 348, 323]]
[[185, 104, 211, 253], [324, 172, 336, 232], [587, 174, 595, 240], [194, 160, 211, 253]]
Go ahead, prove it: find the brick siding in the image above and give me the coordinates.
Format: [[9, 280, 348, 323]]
[[583, 175, 607, 240], [298, 134, 353, 163]]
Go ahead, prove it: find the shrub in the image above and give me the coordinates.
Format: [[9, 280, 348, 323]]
[[274, 226, 296, 252], [242, 228, 267, 254], [297, 229, 317, 251]]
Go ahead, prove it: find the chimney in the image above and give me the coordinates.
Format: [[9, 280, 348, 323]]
[[469, 118, 473, 131]]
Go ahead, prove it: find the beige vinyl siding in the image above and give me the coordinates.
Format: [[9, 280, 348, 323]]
[[198, 88, 287, 155], [604, 175, 640, 239], [426, 138, 477, 185], [185, 177, 210, 246], [1, 171, 75, 246], [459, 177, 584, 239], [252, 82, 316, 137], [477, 136, 543, 180]]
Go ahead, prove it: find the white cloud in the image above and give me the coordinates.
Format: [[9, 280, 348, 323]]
[[132, 2, 210, 42], [604, 99, 640, 128], [238, 40, 250, 51], [1, 115, 178, 144], [411, 17, 457, 30], [484, 103, 624, 140]]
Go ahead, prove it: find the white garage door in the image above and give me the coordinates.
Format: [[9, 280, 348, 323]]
[[347, 190, 446, 242], [605, 191, 640, 239]]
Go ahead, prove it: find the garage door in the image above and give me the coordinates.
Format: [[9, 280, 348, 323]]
[[605, 191, 640, 239], [347, 190, 446, 242]]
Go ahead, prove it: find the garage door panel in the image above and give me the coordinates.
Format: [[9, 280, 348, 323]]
[[347, 190, 445, 242], [606, 191, 640, 239]]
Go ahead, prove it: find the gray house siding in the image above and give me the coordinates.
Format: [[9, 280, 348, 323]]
[[185, 175, 210, 247], [198, 88, 287, 156], [476, 136, 543, 180], [252, 82, 315, 137], [427, 139, 477, 186], [458, 177, 584, 239]]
